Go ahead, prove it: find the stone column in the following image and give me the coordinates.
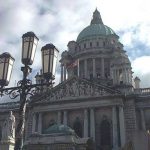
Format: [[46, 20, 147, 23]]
[[113, 69, 116, 84], [129, 70, 132, 84], [84, 109, 88, 137], [101, 58, 104, 78], [116, 70, 120, 84], [122, 68, 126, 84], [90, 108, 95, 141], [61, 64, 64, 82], [123, 68, 126, 84], [64, 64, 67, 81], [38, 113, 42, 134], [112, 106, 119, 149], [84, 59, 87, 78], [63, 110, 67, 125], [119, 106, 126, 147], [93, 58, 96, 78], [140, 109, 146, 130], [110, 67, 113, 79], [32, 113, 36, 133], [125, 69, 128, 84], [57, 111, 61, 124]]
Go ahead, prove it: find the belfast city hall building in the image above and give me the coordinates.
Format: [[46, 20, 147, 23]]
[[0, 9, 150, 150]]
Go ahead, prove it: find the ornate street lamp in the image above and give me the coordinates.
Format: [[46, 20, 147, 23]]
[[0, 32, 59, 150], [0, 53, 15, 88], [22, 32, 39, 66], [41, 43, 59, 81]]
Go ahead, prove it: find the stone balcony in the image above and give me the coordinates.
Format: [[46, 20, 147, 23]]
[[134, 88, 150, 95]]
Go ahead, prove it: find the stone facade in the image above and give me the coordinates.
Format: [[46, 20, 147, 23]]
[[0, 9, 150, 150]]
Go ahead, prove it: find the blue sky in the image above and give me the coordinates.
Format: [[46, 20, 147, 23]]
[[0, 0, 150, 97]]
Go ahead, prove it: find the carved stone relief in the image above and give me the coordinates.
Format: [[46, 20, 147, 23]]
[[46, 78, 112, 101]]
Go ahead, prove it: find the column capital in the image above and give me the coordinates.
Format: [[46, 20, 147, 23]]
[[90, 107, 94, 110]]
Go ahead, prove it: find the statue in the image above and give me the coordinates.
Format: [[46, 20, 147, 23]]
[[2, 111, 15, 140]]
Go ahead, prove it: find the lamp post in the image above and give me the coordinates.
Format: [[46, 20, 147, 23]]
[[0, 32, 59, 150]]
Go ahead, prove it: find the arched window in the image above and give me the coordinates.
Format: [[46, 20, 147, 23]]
[[73, 117, 82, 137], [100, 117, 111, 147]]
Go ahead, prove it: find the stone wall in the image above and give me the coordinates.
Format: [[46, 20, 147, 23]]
[[124, 99, 137, 142], [24, 143, 86, 150]]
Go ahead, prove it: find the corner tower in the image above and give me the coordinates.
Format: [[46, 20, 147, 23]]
[[60, 9, 133, 90]]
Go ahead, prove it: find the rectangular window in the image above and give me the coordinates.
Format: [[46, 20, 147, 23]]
[[90, 42, 92, 47], [96, 42, 99, 47]]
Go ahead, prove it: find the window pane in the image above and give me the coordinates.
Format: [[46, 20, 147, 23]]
[[0, 63, 4, 80], [34, 38, 38, 45], [50, 49, 54, 55], [23, 42, 29, 59], [7, 64, 12, 82], [9, 59, 14, 65], [50, 54, 53, 73], [43, 55, 49, 73], [3, 63, 8, 81], [52, 56, 57, 75], [31, 44, 36, 62], [23, 37, 30, 42], [54, 50, 58, 57]]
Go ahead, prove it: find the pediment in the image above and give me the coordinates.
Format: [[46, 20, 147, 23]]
[[34, 77, 119, 102]]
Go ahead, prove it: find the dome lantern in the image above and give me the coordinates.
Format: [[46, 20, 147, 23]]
[[76, 9, 116, 42], [90, 8, 103, 25]]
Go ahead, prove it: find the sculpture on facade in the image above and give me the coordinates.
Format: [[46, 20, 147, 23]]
[[2, 111, 15, 140]]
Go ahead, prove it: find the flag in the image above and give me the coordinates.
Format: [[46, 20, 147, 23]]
[[67, 59, 78, 69], [66, 59, 80, 77]]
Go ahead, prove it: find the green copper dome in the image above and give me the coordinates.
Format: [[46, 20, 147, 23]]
[[43, 124, 75, 135], [77, 9, 116, 42]]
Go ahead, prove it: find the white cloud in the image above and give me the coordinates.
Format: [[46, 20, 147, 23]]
[[0, 0, 150, 102], [120, 31, 133, 47], [132, 56, 150, 87]]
